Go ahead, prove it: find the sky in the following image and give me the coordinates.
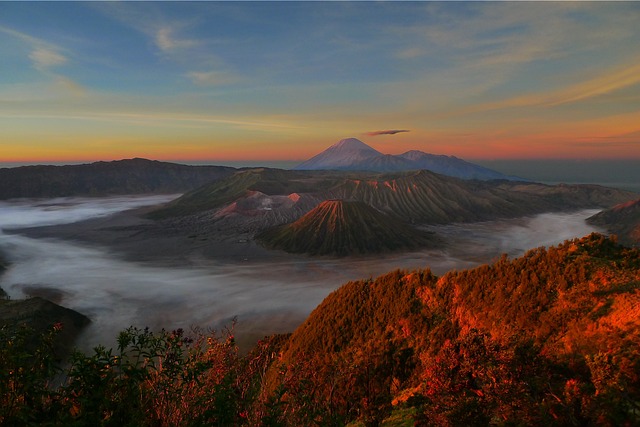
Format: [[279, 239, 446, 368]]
[[1, 1, 639, 164]]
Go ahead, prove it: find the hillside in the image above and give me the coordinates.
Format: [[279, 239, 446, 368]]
[[149, 168, 636, 235], [0, 253, 90, 356], [588, 198, 640, 246], [272, 233, 640, 425], [3, 234, 639, 426], [294, 138, 520, 180], [257, 199, 437, 256], [148, 167, 338, 220], [0, 158, 235, 199]]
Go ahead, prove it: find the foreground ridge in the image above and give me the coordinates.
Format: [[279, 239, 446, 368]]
[[2, 233, 639, 426]]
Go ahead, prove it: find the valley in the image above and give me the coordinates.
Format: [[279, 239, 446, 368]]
[[1, 158, 638, 425]]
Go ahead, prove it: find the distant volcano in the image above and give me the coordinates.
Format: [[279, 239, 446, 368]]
[[295, 138, 521, 181], [293, 138, 383, 171], [256, 199, 435, 256]]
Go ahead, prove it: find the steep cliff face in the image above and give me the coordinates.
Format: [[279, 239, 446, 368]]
[[257, 199, 436, 256]]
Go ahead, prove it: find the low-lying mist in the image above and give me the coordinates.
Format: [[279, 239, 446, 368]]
[[0, 196, 605, 352]]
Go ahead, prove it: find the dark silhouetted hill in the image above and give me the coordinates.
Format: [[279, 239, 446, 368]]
[[0, 296, 90, 356], [0, 158, 235, 199]]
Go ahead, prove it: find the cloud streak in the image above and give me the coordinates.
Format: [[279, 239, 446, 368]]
[[29, 48, 67, 70], [186, 71, 238, 86], [0, 110, 303, 132], [437, 57, 640, 119], [365, 129, 410, 136], [155, 27, 198, 52], [0, 26, 68, 71]]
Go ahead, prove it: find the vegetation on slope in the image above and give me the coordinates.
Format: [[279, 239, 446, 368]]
[[0, 297, 90, 357], [2, 234, 639, 426], [257, 199, 437, 256], [589, 198, 640, 246], [274, 233, 640, 425]]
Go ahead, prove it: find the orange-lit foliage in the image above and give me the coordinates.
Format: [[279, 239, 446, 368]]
[[2, 233, 639, 426], [275, 233, 640, 426]]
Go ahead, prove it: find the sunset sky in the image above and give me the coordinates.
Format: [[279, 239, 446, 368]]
[[1, 1, 639, 164]]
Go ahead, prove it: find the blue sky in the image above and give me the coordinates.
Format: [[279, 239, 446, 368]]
[[1, 1, 639, 163]]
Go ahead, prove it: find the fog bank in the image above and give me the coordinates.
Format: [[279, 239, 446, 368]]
[[0, 196, 605, 351]]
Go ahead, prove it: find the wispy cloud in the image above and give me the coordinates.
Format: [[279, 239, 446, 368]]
[[0, 25, 68, 71], [91, 4, 236, 88], [29, 48, 67, 70], [549, 61, 640, 106], [155, 26, 198, 52], [186, 71, 238, 86], [0, 25, 89, 99], [440, 57, 640, 118], [365, 129, 410, 136], [54, 76, 88, 98], [0, 110, 303, 132]]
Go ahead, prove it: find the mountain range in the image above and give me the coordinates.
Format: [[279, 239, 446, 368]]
[[2, 154, 638, 256], [0, 158, 235, 200], [149, 167, 636, 256], [294, 138, 521, 180]]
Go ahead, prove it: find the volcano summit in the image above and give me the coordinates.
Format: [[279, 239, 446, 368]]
[[295, 138, 520, 180]]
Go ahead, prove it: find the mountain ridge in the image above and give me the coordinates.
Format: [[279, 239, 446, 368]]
[[148, 168, 637, 245], [0, 158, 236, 200], [271, 233, 640, 424], [295, 138, 522, 180]]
